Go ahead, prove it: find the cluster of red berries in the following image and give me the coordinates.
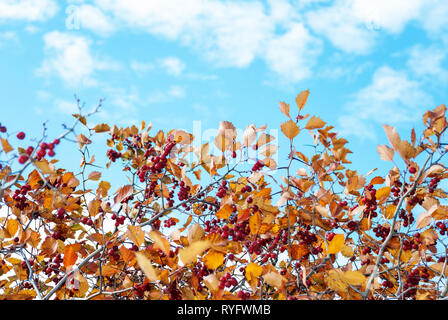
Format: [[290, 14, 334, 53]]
[[80, 216, 94, 226], [163, 218, 177, 228], [12, 184, 31, 210], [402, 238, 419, 251], [149, 141, 176, 174], [134, 282, 151, 299], [402, 268, 426, 299], [346, 220, 358, 231], [107, 149, 122, 162], [251, 160, 264, 172], [216, 180, 228, 198], [177, 180, 190, 201], [297, 228, 318, 246], [436, 221, 447, 235], [237, 290, 251, 300], [44, 253, 63, 277], [36, 140, 59, 159], [241, 185, 252, 193], [52, 230, 63, 240], [373, 225, 390, 241], [399, 209, 415, 227], [55, 207, 66, 220], [21, 280, 33, 289], [382, 279, 394, 289], [429, 177, 440, 193], [218, 272, 238, 290], [111, 214, 126, 227], [362, 185, 378, 218], [108, 245, 120, 261], [326, 232, 335, 241]]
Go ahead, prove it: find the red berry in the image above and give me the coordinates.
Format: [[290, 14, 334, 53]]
[[16, 132, 25, 140], [18, 155, 29, 164], [409, 167, 417, 174]]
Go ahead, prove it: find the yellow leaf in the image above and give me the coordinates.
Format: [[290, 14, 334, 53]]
[[187, 223, 204, 244], [327, 234, 344, 254], [245, 262, 262, 282], [295, 89, 310, 111], [148, 230, 170, 256], [375, 187, 391, 203], [135, 252, 159, 282], [262, 271, 285, 289], [280, 120, 300, 140], [326, 269, 347, 292], [343, 270, 366, 287], [249, 210, 262, 235], [384, 205, 396, 219], [6, 219, 18, 237], [203, 250, 225, 270], [127, 225, 145, 247], [215, 204, 233, 220], [179, 240, 211, 265], [305, 116, 326, 130], [340, 245, 354, 258]]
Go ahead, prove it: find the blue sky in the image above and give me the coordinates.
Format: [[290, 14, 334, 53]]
[[1, 0, 448, 178]]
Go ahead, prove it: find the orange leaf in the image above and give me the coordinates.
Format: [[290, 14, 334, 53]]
[[6, 219, 18, 238], [279, 101, 291, 118], [127, 225, 145, 247], [280, 120, 300, 140], [326, 234, 344, 254], [295, 89, 310, 111], [114, 184, 133, 205], [203, 250, 225, 270], [305, 116, 326, 130], [245, 262, 262, 282], [1, 138, 13, 153], [63, 245, 78, 268], [215, 204, 233, 220]]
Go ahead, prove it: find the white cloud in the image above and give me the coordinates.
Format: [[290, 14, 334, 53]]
[[159, 57, 185, 76], [337, 66, 433, 140], [37, 31, 118, 87], [407, 44, 448, 82], [306, 1, 377, 54], [68, 4, 115, 36], [0, 0, 58, 22], [130, 60, 154, 75], [93, 0, 320, 81], [263, 22, 321, 82]]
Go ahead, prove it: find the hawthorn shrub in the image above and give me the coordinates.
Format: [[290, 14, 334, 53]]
[[0, 90, 447, 300]]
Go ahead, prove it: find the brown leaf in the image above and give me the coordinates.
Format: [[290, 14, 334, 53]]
[[88, 171, 102, 181], [93, 123, 111, 133], [148, 230, 170, 256]]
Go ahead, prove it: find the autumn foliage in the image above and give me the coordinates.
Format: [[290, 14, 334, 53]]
[[1, 90, 448, 300]]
